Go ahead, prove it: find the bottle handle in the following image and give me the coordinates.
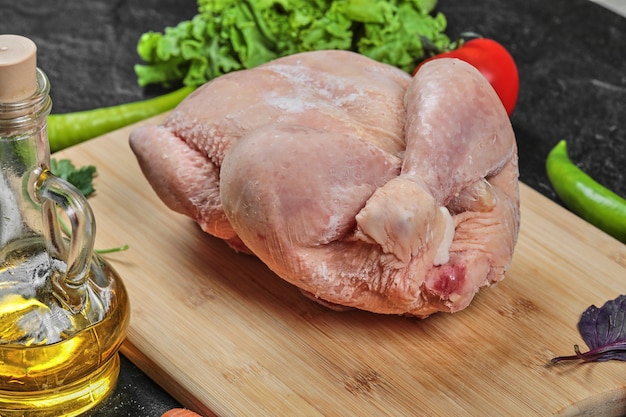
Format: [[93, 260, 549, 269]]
[[34, 167, 95, 311]]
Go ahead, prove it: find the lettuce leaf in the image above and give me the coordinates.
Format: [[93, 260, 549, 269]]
[[135, 0, 450, 88]]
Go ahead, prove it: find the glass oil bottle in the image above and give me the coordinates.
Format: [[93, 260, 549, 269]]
[[0, 34, 130, 416]]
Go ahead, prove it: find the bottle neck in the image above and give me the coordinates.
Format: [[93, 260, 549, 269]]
[[0, 67, 52, 250], [0, 68, 52, 138]]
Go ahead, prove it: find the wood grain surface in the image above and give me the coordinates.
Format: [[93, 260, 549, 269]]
[[56, 114, 626, 417]]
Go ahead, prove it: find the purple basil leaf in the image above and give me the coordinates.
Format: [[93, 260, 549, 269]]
[[593, 349, 626, 362], [578, 294, 626, 351], [551, 294, 626, 364]]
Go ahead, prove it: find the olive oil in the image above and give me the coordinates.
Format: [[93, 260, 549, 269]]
[[0, 255, 130, 417]]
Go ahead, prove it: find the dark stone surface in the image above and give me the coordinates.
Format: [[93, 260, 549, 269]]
[[1, 0, 625, 415], [82, 356, 181, 416]]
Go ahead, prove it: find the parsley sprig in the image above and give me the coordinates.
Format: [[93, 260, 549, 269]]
[[50, 158, 128, 254], [50, 158, 97, 198]]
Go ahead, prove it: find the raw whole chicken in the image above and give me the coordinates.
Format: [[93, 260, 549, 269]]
[[130, 50, 520, 317]]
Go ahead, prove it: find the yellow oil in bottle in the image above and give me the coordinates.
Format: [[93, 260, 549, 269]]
[[0, 255, 130, 417]]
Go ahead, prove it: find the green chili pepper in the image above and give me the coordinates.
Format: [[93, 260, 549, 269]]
[[546, 140, 626, 243], [47, 86, 195, 152]]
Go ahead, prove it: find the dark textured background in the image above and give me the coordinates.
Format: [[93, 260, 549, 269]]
[[2, 0, 625, 415]]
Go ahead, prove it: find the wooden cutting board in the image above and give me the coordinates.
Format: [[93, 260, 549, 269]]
[[56, 114, 626, 417]]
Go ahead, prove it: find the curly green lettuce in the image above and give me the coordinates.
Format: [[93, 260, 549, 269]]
[[135, 0, 450, 88]]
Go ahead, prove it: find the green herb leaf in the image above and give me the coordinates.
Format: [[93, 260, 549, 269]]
[[50, 158, 97, 198], [50, 158, 128, 254]]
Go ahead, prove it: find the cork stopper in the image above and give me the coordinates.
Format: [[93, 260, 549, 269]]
[[0, 34, 38, 102]]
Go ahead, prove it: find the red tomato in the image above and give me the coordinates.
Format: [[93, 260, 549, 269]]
[[413, 38, 519, 116]]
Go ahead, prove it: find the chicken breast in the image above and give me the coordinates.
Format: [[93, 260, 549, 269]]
[[130, 50, 519, 317]]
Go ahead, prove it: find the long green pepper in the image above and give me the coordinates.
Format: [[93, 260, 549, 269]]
[[47, 86, 194, 152], [546, 140, 626, 243]]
